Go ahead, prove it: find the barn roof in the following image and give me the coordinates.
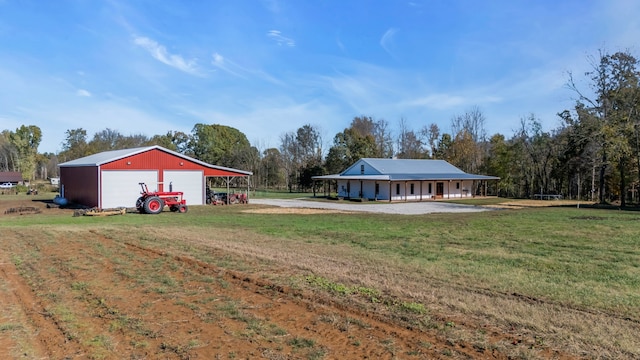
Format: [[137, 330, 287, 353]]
[[313, 158, 499, 181], [0, 171, 23, 183], [58, 145, 252, 175]]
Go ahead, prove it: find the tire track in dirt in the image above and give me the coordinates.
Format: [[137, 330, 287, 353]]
[[121, 239, 505, 359], [0, 242, 85, 359], [10, 227, 443, 359]]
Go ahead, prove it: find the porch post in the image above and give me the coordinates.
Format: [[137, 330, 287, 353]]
[[404, 181, 407, 202], [472, 180, 476, 198]]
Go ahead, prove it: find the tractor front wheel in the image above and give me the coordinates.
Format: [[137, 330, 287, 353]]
[[177, 205, 188, 213], [143, 196, 164, 214]]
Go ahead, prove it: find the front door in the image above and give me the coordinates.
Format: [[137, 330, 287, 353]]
[[436, 182, 444, 199]]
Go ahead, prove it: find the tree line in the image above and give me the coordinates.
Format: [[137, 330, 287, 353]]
[[2, 50, 639, 204]]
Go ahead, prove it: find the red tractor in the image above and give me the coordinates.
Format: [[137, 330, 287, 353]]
[[136, 182, 188, 214]]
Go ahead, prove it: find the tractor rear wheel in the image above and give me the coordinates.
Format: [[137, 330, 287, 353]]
[[178, 205, 188, 213], [143, 196, 164, 214]]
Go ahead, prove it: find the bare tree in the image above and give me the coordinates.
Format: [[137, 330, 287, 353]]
[[422, 123, 440, 159], [396, 118, 425, 159], [449, 106, 488, 173]]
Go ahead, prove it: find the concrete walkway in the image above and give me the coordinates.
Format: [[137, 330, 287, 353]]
[[250, 198, 492, 215]]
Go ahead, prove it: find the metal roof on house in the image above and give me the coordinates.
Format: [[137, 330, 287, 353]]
[[313, 158, 499, 181], [354, 158, 466, 175], [58, 145, 252, 175]]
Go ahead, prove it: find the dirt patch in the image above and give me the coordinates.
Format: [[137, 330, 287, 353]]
[[483, 200, 591, 209], [569, 216, 608, 221], [243, 208, 351, 215], [0, 198, 69, 216]]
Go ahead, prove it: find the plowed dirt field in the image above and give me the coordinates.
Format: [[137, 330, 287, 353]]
[[0, 199, 597, 359]]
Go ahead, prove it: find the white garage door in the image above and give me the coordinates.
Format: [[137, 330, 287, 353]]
[[101, 170, 159, 209], [163, 170, 204, 206]]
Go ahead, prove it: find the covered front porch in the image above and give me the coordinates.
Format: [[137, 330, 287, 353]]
[[312, 177, 498, 202]]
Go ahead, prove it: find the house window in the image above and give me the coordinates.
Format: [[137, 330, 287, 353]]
[[428, 183, 432, 193], [360, 164, 365, 174], [396, 183, 400, 195], [375, 183, 379, 195], [410, 183, 414, 195], [456, 182, 460, 189]]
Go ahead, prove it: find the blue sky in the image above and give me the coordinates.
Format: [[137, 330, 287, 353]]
[[1, 0, 639, 154]]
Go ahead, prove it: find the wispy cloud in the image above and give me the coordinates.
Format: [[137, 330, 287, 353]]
[[211, 52, 245, 78], [336, 37, 346, 53], [267, 30, 295, 47], [262, 0, 281, 14], [380, 28, 399, 58], [211, 52, 284, 85], [402, 94, 466, 110], [132, 35, 200, 75], [76, 89, 91, 97]]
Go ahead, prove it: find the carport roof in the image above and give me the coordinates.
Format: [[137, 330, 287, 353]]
[[58, 145, 252, 175]]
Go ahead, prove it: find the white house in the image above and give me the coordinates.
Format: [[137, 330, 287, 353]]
[[312, 158, 499, 201]]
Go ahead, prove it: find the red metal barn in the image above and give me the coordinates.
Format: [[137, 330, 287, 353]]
[[58, 146, 252, 209]]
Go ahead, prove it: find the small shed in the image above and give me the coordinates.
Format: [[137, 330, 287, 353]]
[[58, 146, 252, 209], [313, 158, 499, 201]]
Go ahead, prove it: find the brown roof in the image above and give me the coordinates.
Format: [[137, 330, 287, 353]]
[[0, 172, 23, 183]]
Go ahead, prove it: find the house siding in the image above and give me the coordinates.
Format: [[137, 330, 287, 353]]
[[342, 160, 380, 176], [336, 179, 476, 201]]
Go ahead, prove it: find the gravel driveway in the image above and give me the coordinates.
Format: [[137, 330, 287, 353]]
[[250, 198, 491, 215]]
